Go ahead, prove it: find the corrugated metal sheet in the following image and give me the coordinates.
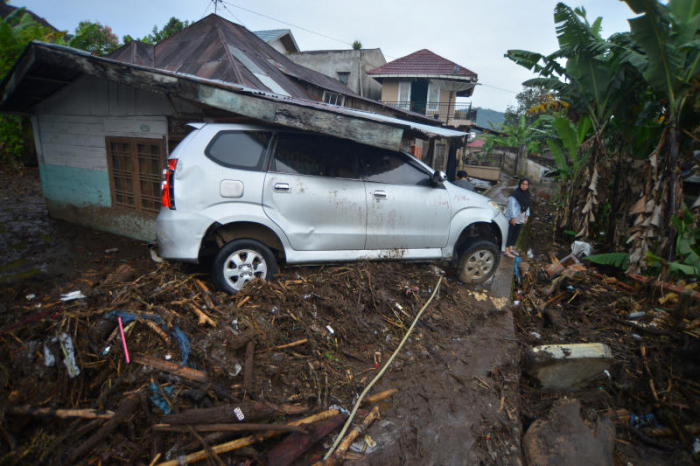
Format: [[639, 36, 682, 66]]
[[0, 41, 465, 152]]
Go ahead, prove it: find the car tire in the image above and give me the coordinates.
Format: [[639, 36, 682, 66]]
[[212, 239, 277, 294], [457, 240, 500, 284]]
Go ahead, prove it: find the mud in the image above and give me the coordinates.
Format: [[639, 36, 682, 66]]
[[0, 168, 520, 465]]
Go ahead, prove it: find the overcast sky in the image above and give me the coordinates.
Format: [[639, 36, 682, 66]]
[[16, 0, 638, 112]]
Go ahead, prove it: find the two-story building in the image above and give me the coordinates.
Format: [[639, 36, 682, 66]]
[[368, 49, 478, 172]]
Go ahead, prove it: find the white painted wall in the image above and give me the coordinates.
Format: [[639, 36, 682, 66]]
[[34, 75, 201, 170]]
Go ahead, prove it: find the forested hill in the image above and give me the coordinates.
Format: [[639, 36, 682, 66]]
[[474, 107, 505, 129]]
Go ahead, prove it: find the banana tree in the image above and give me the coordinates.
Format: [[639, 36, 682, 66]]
[[623, 0, 700, 270], [506, 4, 637, 240]]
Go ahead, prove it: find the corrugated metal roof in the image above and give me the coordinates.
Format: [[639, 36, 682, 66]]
[[107, 15, 353, 100], [368, 49, 476, 78], [253, 29, 290, 42], [0, 42, 466, 151]]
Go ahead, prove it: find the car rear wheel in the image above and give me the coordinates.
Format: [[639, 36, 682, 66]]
[[212, 239, 277, 293], [457, 240, 500, 284]]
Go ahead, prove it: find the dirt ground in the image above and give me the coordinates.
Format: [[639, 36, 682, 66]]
[[0, 169, 520, 465], [1, 169, 698, 465]]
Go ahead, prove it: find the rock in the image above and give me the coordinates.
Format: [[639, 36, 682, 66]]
[[523, 398, 614, 466], [526, 343, 612, 389]]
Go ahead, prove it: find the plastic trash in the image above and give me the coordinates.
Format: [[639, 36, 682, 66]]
[[630, 413, 659, 430], [628, 311, 646, 320], [104, 248, 119, 254], [60, 290, 86, 301], [148, 382, 175, 414], [326, 325, 335, 334], [58, 333, 80, 378], [43, 344, 55, 367], [571, 241, 592, 258], [26, 294, 35, 300], [526, 249, 534, 259], [106, 310, 191, 366]]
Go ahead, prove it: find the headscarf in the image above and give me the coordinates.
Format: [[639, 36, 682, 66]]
[[509, 177, 530, 213]]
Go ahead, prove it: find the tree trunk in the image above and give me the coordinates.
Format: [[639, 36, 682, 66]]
[[666, 122, 680, 262]]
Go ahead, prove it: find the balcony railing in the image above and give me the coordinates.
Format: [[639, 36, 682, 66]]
[[383, 101, 477, 124]]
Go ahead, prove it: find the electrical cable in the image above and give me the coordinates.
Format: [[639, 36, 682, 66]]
[[323, 276, 444, 460], [221, 0, 354, 48]]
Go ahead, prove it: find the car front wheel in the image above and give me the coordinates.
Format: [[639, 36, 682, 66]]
[[212, 239, 277, 293], [457, 240, 500, 284]]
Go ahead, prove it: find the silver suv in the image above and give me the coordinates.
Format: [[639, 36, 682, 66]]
[[156, 123, 508, 294]]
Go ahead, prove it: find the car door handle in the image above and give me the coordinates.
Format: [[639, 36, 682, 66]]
[[373, 190, 387, 198], [274, 183, 290, 192]]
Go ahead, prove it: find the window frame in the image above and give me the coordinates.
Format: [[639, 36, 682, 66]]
[[322, 91, 346, 107], [397, 80, 411, 110], [427, 82, 441, 112], [105, 136, 165, 214]]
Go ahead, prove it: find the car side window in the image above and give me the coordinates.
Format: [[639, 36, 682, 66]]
[[205, 131, 272, 170], [272, 133, 358, 179], [358, 146, 432, 186]]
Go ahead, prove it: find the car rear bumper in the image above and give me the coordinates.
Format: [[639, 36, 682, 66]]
[[155, 209, 211, 261]]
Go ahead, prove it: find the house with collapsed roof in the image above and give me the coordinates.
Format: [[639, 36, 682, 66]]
[[0, 14, 465, 242]]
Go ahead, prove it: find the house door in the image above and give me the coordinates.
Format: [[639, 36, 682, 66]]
[[411, 80, 428, 114]]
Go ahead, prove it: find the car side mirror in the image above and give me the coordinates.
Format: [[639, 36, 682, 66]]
[[432, 171, 446, 185]]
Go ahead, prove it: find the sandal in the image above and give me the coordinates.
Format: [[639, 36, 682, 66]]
[[503, 252, 516, 258]]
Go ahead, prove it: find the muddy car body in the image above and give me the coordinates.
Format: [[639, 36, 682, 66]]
[[156, 123, 508, 293]]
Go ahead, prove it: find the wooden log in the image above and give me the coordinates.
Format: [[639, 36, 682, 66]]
[[7, 405, 114, 419], [187, 302, 217, 327], [156, 409, 340, 466], [244, 341, 254, 395], [361, 389, 398, 406], [266, 414, 346, 466], [153, 423, 308, 433], [160, 401, 308, 425], [544, 308, 566, 328], [644, 423, 700, 437], [255, 338, 309, 354], [139, 319, 170, 344], [313, 406, 381, 466], [133, 354, 208, 383], [68, 394, 141, 462]]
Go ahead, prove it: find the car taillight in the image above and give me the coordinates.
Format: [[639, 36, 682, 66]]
[[161, 158, 178, 210]]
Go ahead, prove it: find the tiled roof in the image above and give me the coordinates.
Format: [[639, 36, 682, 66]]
[[367, 49, 476, 77]]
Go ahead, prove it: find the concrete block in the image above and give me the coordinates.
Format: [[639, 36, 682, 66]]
[[526, 343, 612, 390]]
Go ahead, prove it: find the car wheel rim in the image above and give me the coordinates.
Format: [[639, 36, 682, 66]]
[[463, 250, 495, 281], [222, 249, 268, 291]]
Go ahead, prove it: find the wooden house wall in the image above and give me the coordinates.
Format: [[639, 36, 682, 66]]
[[32, 75, 203, 241]]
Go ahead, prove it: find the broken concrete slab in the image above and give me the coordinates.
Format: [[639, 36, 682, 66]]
[[523, 398, 614, 466], [526, 343, 612, 389]]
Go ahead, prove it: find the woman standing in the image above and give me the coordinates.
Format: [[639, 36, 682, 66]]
[[504, 178, 530, 258]]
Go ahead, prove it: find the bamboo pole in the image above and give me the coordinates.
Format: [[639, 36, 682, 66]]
[[156, 409, 340, 466]]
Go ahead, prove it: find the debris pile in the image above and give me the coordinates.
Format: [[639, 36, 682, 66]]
[[514, 250, 700, 463], [0, 259, 481, 465]]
